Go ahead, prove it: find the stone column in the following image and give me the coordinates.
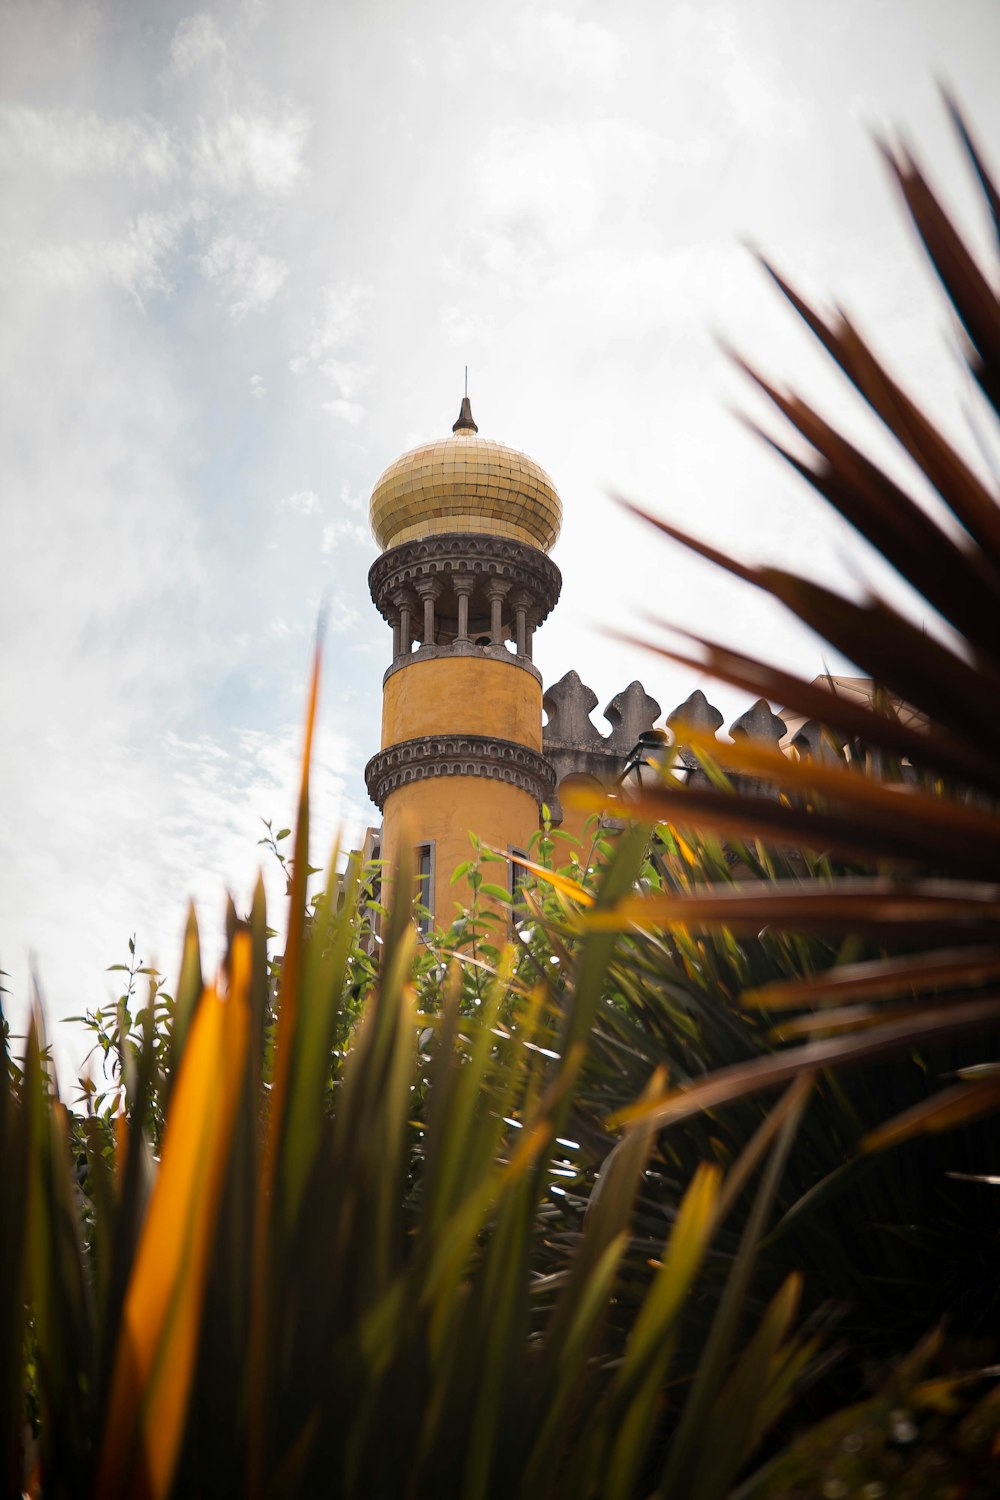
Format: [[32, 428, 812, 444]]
[[453, 573, 474, 643], [524, 607, 539, 661], [391, 588, 416, 658], [415, 576, 442, 647], [510, 590, 532, 656], [486, 578, 510, 646]]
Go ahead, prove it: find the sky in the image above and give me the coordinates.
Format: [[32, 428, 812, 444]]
[[2, 0, 999, 1087]]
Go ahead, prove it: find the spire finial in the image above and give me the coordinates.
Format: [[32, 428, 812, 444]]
[[452, 392, 478, 433]]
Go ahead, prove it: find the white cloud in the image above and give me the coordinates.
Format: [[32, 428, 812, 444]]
[[321, 516, 370, 552], [21, 208, 188, 298], [191, 108, 309, 197], [708, 10, 809, 138], [324, 598, 362, 633], [268, 616, 297, 638], [305, 281, 374, 360], [250, 373, 267, 398], [0, 103, 178, 180], [475, 117, 682, 254], [318, 357, 366, 399], [291, 284, 373, 418], [169, 13, 229, 80], [281, 489, 321, 514], [338, 483, 365, 514], [514, 12, 626, 92], [322, 397, 365, 424], [433, 10, 625, 94], [200, 231, 288, 317], [441, 304, 495, 346]]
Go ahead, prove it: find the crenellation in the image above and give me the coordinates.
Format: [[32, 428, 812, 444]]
[[730, 698, 787, 747], [792, 718, 846, 762], [603, 682, 662, 754], [542, 671, 605, 749], [540, 671, 853, 823], [667, 690, 725, 773]]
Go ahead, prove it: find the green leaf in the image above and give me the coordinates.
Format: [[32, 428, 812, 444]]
[[659, 1077, 810, 1498], [478, 882, 512, 904]]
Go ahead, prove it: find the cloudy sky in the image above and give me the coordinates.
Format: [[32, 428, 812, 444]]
[[2, 0, 998, 1084]]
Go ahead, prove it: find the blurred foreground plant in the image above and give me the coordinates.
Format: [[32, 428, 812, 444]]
[[567, 92, 1000, 1492], [589, 92, 1000, 1175], [1, 649, 821, 1500]]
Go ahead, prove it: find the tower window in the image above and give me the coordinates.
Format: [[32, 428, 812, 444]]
[[416, 842, 435, 935], [509, 846, 529, 914]]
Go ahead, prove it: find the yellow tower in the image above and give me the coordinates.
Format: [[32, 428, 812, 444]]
[[364, 397, 562, 927]]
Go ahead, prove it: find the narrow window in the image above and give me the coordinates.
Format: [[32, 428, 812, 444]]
[[509, 846, 529, 917], [359, 827, 382, 954], [416, 842, 435, 936]]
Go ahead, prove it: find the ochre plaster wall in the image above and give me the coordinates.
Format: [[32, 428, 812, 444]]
[[382, 657, 542, 750], [380, 776, 539, 928]]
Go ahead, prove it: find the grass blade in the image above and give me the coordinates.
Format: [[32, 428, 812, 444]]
[[610, 994, 1000, 1131], [98, 936, 251, 1500], [657, 1077, 810, 1498]]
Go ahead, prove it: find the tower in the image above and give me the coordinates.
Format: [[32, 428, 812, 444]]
[[364, 397, 562, 927]]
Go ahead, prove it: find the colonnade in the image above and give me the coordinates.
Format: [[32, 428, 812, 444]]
[[386, 576, 539, 662]]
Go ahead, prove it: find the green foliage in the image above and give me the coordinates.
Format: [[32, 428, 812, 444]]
[[68, 934, 173, 1149], [1, 791, 816, 1498], [417, 797, 999, 1404], [742, 1331, 1000, 1500]]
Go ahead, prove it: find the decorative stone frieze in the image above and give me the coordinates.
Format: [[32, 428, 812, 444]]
[[369, 533, 562, 625], [382, 641, 543, 688], [365, 734, 556, 811]]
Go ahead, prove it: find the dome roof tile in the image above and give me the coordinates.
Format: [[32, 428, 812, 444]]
[[369, 402, 562, 553]]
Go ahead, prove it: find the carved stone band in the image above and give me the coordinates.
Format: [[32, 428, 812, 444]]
[[365, 735, 556, 811], [369, 532, 562, 625]]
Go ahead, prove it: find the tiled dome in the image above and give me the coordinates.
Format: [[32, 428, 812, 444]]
[[369, 399, 562, 553]]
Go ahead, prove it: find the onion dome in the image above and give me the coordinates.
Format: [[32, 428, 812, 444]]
[[369, 398, 562, 553]]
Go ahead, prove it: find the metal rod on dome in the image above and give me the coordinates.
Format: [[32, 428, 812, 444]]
[[464, 365, 468, 397]]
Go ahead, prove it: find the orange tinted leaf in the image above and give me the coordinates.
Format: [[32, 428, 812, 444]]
[[609, 995, 1000, 1131], [745, 945, 1000, 1010], [98, 935, 251, 1500], [612, 621, 1000, 798], [767, 1004, 917, 1040], [114, 1111, 128, 1184], [583, 879, 1000, 937], [675, 730, 1000, 842], [610, 770, 1000, 879], [268, 634, 322, 1152], [248, 637, 322, 1482], [507, 850, 595, 908], [862, 1078, 1000, 1153]]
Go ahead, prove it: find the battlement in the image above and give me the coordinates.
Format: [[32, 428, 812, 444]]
[[542, 669, 884, 824]]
